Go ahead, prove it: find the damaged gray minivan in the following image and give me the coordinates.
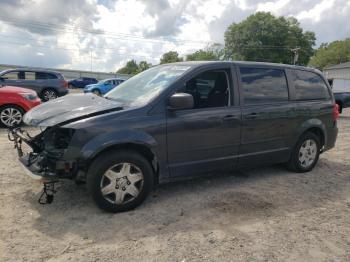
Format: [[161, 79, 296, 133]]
[[9, 62, 338, 212]]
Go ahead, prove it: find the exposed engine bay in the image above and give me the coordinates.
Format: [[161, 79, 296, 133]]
[[8, 127, 77, 204]]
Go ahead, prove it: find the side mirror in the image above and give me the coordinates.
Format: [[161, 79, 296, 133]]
[[168, 93, 194, 110]]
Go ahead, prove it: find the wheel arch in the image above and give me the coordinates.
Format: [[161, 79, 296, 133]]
[[80, 131, 160, 184], [296, 120, 326, 149], [0, 103, 26, 113]]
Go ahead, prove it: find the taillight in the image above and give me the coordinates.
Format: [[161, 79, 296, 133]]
[[333, 103, 340, 121], [63, 80, 68, 88]]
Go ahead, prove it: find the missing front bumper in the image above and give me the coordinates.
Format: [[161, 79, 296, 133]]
[[18, 154, 58, 182], [8, 128, 59, 182]]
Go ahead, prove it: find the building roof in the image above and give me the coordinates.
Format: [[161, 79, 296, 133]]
[[324, 62, 350, 70]]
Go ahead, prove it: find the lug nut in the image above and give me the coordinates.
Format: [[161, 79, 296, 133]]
[[115, 186, 119, 189], [127, 181, 131, 185], [122, 187, 126, 191]]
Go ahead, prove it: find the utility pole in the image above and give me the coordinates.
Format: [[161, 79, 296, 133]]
[[90, 50, 92, 71], [291, 47, 300, 65]]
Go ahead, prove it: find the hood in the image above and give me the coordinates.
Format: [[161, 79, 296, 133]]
[[24, 93, 123, 127], [0, 85, 37, 94]]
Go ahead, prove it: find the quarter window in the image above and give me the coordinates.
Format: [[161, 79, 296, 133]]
[[35, 72, 57, 80], [25, 72, 36, 80], [179, 70, 230, 108], [291, 70, 330, 100], [240, 67, 289, 104]]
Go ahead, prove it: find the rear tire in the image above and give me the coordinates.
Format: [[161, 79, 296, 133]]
[[87, 150, 154, 212], [287, 132, 321, 172], [41, 88, 58, 101]]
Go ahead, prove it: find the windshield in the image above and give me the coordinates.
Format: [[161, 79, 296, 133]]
[[98, 80, 105, 84], [104, 65, 191, 106]]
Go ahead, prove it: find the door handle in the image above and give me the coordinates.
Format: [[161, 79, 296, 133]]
[[245, 113, 258, 119]]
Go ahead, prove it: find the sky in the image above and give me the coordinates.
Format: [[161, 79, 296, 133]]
[[0, 0, 349, 72]]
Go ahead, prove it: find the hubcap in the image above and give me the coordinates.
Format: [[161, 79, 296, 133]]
[[43, 90, 57, 101], [298, 139, 317, 168], [100, 163, 144, 204], [0, 107, 22, 127]]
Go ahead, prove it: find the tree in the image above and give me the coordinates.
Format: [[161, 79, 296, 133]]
[[138, 61, 152, 72], [224, 12, 315, 65], [117, 60, 139, 74], [160, 51, 183, 64], [186, 50, 217, 61], [117, 60, 152, 75], [186, 43, 226, 61], [309, 39, 350, 69]]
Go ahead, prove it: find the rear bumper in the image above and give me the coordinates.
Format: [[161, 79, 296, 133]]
[[324, 124, 338, 151], [57, 88, 69, 97]]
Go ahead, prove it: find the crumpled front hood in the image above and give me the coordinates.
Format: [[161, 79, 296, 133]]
[[24, 93, 123, 127]]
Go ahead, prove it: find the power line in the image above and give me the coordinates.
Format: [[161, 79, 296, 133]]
[[0, 33, 183, 57], [0, 39, 164, 60], [0, 15, 213, 46]]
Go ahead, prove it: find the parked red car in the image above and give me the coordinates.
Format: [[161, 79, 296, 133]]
[[0, 86, 41, 127]]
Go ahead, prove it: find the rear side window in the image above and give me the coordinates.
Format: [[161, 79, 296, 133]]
[[240, 67, 288, 104], [291, 70, 330, 100], [25, 72, 36, 80], [36, 72, 58, 80]]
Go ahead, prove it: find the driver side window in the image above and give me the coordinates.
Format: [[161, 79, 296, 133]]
[[179, 69, 231, 109]]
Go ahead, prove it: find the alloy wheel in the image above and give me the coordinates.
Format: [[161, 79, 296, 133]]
[[0, 107, 23, 127], [43, 90, 57, 101]]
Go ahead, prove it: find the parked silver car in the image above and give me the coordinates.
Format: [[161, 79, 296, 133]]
[[0, 69, 69, 101]]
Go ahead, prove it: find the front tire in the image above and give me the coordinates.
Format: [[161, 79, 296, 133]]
[[287, 132, 321, 172], [87, 150, 154, 212], [92, 89, 101, 96], [0, 105, 24, 127]]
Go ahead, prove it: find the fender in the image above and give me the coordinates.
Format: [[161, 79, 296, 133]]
[[80, 129, 159, 162], [294, 118, 327, 146]]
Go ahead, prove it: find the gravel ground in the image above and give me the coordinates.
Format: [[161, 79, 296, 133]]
[[0, 109, 350, 262]]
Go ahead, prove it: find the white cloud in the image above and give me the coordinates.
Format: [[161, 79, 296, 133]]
[[257, 0, 290, 14], [0, 0, 349, 71], [296, 0, 335, 22]]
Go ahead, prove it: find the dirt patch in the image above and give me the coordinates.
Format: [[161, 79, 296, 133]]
[[1, 110, 350, 261]]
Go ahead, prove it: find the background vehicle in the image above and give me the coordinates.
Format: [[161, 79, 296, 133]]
[[10, 62, 338, 212], [0, 69, 68, 101], [68, 77, 98, 89], [329, 78, 350, 113], [0, 85, 41, 127], [84, 78, 124, 95]]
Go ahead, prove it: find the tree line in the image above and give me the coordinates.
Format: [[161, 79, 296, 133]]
[[117, 12, 350, 75]]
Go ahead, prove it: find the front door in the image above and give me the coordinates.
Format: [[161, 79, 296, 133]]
[[1, 70, 23, 87], [166, 68, 241, 177]]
